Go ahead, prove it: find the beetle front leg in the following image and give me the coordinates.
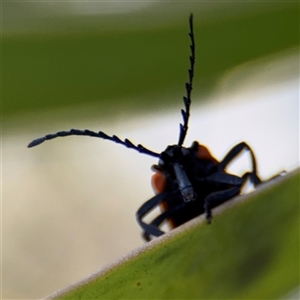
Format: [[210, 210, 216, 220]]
[[204, 186, 242, 223], [204, 171, 262, 222], [142, 201, 187, 241], [136, 192, 170, 240]]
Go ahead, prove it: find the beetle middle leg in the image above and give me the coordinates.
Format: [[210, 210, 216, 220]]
[[218, 141, 262, 186]]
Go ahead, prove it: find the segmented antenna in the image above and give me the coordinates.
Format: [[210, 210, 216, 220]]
[[28, 15, 194, 157], [178, 13, 195, 146], [28, 129, 160, 158]]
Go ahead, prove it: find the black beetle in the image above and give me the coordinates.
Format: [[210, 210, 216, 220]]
[[28, 14, 264, 241]]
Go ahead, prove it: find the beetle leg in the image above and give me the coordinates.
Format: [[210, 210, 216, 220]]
[[218, 142, 262, 186], [204, 186, 242, 223], [204, 171, 261, 222], [142, 202, 187, 241], [205, 172, 243, 186], [136, 192, 170, 240]]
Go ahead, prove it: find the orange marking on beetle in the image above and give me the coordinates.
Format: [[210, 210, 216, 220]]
[[151, 171, 166, 194], [197, 144, 218, 164]]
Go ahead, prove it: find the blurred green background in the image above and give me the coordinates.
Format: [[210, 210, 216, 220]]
[[2, 1, 299, 299], [3, 1, 299, 121]]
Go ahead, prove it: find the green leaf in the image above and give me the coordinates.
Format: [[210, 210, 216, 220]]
[[49, 169, 299, 299]]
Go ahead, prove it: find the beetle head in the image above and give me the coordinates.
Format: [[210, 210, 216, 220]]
[[158, 145, 197, 202]]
